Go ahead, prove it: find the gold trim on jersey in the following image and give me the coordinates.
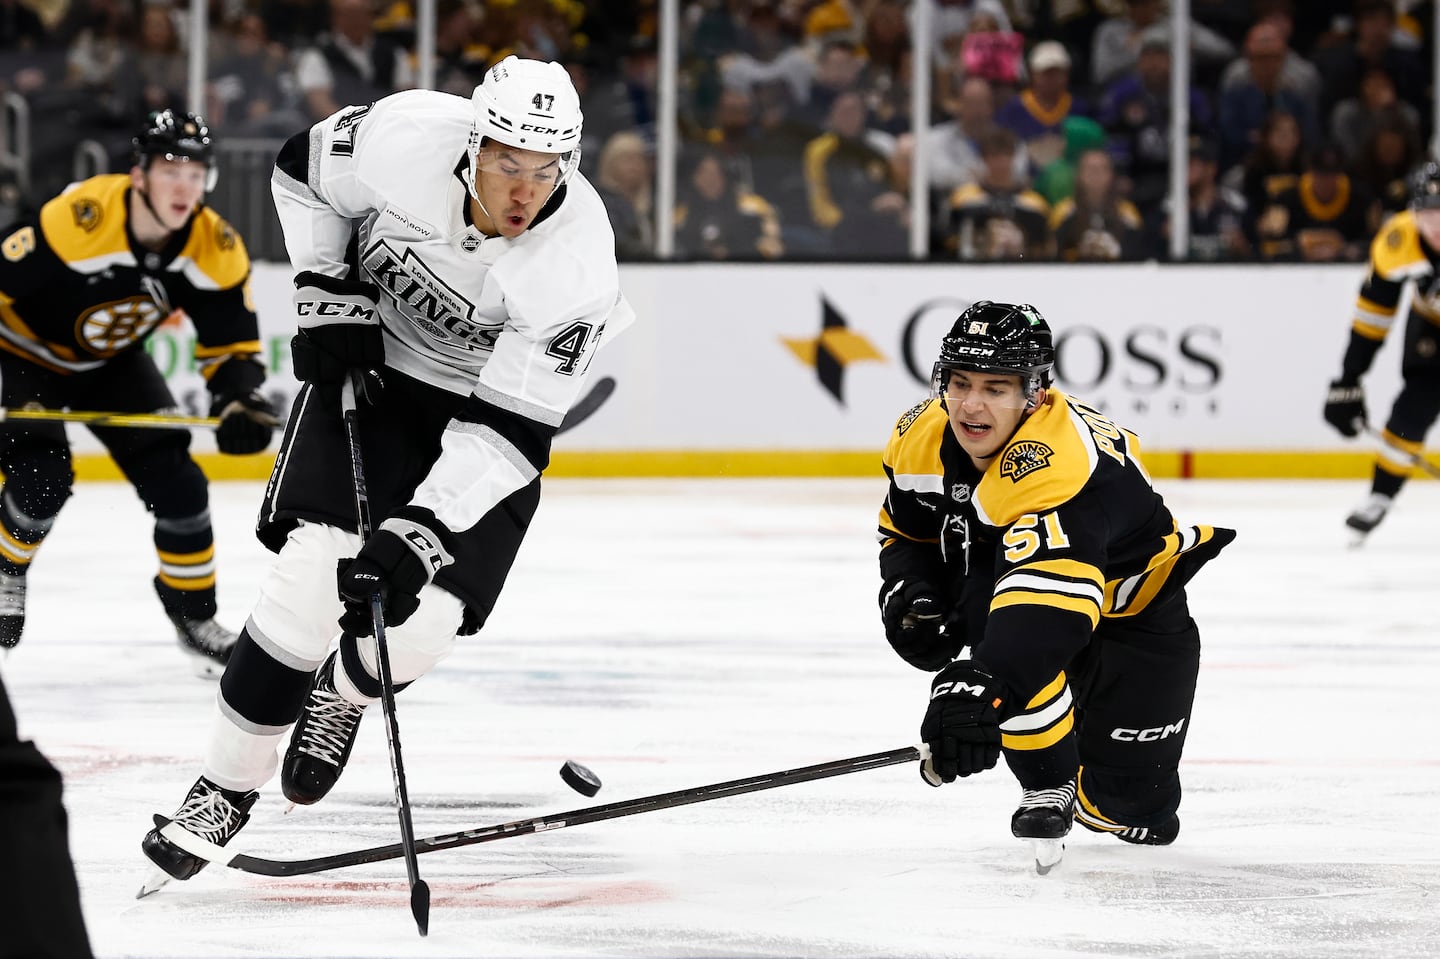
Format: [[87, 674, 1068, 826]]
[[173, 208, 251, 291], [1368, 210, 1434, 284], [992, 557, 1105, 629], [883, 398, 949, 493]]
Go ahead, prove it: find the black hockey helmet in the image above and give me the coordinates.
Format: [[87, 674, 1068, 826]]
[[1408, 159, 1440, 211], [133, 110, 217, 190], [934, 300, 1055, 401]]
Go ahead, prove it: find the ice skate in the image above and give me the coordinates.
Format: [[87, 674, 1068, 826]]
[[1076, 806, 1180, 846], [1011, 780, 1075, 875], [1345, 492, 1393, 546], [170, 615, 238, 679], [281, 652, 367, 806], [0, 569, 26, 648], [139, 776, 258, 894]]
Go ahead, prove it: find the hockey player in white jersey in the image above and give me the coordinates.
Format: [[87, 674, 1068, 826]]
[[141, 56, 631, 886]]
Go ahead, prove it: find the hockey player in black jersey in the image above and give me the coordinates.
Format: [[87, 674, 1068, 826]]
[[1324, 160, 1440, 539], [141, 56, 632, 891], [0, 110, 278, 675], [878, 301, 1234, 870]]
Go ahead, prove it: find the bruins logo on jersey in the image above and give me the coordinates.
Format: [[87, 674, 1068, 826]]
[[1000, 440, 1054, 482], [1386, 226, 1404, 248], [71, 198, 102, 233], [215, 221, 237, 251], [896, 399, 930, 435], [78, 297, 165, 356]]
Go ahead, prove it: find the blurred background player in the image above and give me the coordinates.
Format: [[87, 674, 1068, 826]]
[[1324, 161, 1440, 539], [0, 110, 278, 676], [877, 301, 1233, 868], [141, 55, 632, 890]]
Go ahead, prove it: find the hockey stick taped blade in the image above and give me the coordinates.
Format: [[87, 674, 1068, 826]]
[[560, 760, 602, 797]]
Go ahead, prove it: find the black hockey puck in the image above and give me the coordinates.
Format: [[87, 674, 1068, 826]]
[[560, 760, 602, 797]]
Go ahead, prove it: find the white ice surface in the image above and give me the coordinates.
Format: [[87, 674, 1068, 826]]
[[3, 477, 1439, 958]]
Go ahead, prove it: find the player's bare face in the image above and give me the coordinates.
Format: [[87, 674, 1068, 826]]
[[474, 147, 562, 238], [1416, 208, 1440, 249], [943, 370, 1034, 467], [132, 157, 207, 234]]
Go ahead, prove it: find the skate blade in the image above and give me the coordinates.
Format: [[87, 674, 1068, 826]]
[[1028, 838, 1065, 875], [1346, 529, 1371, 550], [136, 867, 173, 899]]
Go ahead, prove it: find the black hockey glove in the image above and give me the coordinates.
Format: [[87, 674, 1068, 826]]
[[337, 506, 457, 635], [919, 659, 1004, 786], [210, 390, 279, 455], [291, 271, 385, 391], [880, 578, 957, 671], [1323, 379, 1366, 438]]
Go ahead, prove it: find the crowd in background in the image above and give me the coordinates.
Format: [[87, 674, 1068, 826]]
[[1, 0, 1435, 262]]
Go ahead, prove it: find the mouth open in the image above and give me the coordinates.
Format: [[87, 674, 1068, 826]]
[[959, 421, 992, 439]]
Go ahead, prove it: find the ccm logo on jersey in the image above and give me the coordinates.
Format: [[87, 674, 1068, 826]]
[[297, 300, 376, 320], [1110, 720, 1186, 742]]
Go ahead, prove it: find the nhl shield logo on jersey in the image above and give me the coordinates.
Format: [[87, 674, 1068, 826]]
[[999, 440, 1054, 482], [951, 483, 971, 503]]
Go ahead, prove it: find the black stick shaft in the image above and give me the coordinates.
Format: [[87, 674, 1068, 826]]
[[227, 745, 923, 877], [340, 375, 431, 936]]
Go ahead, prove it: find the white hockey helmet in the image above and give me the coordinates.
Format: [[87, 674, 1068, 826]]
[[465, 55, 584, 200]]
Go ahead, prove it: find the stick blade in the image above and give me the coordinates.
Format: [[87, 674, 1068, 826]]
[[411, 879, 431, 936]]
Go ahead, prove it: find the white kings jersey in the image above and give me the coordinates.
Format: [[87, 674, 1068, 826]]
[[271, 89, 632, 533]]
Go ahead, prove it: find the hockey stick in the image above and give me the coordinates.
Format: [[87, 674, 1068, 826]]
[[1364, 426, 1440, 480], [0, 406, 220, 429], [154, 745, 926, 877], [339, 374, 430, 937], [556, 375, 615, 435]]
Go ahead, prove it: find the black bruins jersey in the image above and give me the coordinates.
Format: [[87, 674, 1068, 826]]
[[879, 391, 1234, 700], [0, 174, 261, 388], [1341, 209, 1440, 381]]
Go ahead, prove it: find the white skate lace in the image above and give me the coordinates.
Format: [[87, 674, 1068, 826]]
[[1017, 780, 1077, 813], [296, 687, 365, 767], [173, 785, 242, 843], [0, 573, 25, 616]]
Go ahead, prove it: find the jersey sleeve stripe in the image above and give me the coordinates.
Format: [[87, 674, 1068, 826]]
[[890, 472, 944, 495], [471, 381, 565, 428], [999, 675, 1071, 733], [991, 589, 1101, 627]]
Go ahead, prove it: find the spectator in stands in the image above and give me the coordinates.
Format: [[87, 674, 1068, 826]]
[[1217, 21, 1318, 171], [1350, 108, 1423, 225], [674, 148, 784, 260], [0, 0, 46, 53], [936, 8, 1024, 112], [718, 1, 813, 108], [909, 0, 1011, 76], [746, 78, 822, 252], [1148, 134, 1248, 261], [293, 0, 414, 124], [596, 130, 655, 260], [862, 0, 909, 81], [802, 88, 908, 257], [927, 75, 1027, 196], [795, 38, 864, 128], [1098, 25, 1215, 222], [1051, 147, 1145, 261], [1231, 108, 1304, 246], [259, 0, 330, 52], [134, 3, 187, 115], [946, 126, 1051, 261], [432, 0, 487, 96], [1330, 67, 1422, 166], [996, 41, 1087, 173], [1217, 0, 1321, 112], [1255, 143, 1370, 262], [1313, 0, 1426, 123], [1091, 0, 1234, 90], [207, 13, 306, 137], [1031, 114, 1107, 208]]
